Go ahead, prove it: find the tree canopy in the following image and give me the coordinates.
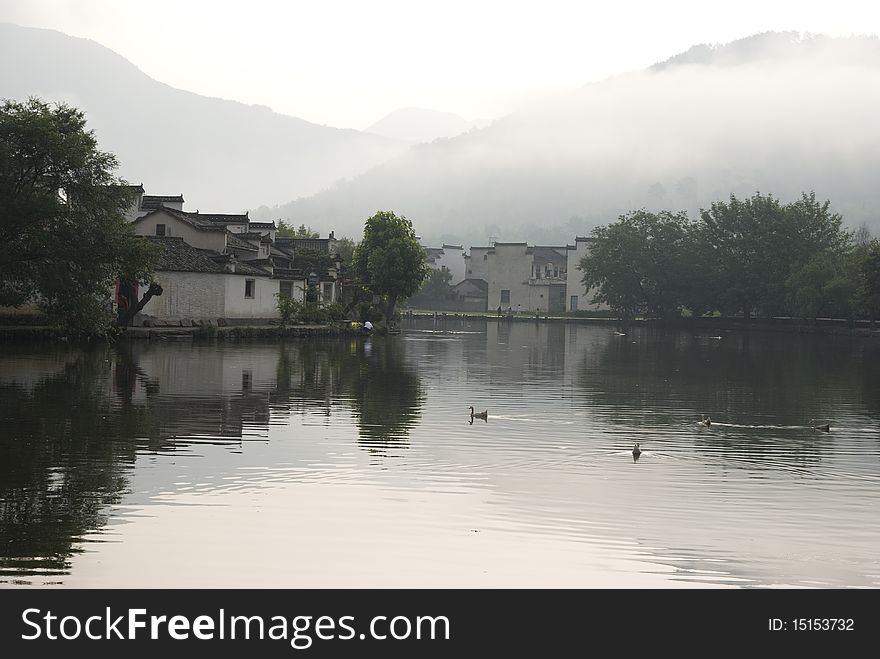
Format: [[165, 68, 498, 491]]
[[0, 98, 157, 335], [350, 210, 429, 322], [580, 210, 697, 322], [277, 221, 319, 238], [582, 192, 869, 323]]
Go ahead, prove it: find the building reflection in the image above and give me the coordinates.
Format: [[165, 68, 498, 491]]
[[0, 337, 425, 578]]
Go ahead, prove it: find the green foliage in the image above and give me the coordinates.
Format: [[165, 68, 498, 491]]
[[580, 209, 697, 321], [351, 210, 430, 320], [277, 221, 319, 238], [859, 240, 880, 319], [0, 98, 158, 335], [276, 294, 345, 325], [698, 192, 848, 319], [336, 236, 356, 263], [583, 192, 862, 322], [420, 268, 453, 298], [295, 248, 335, 275]]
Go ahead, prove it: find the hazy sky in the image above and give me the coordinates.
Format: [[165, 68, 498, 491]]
[[1, 0, 879, 129]]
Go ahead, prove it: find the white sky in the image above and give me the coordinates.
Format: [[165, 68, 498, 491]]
[[1, 0, 879, 129]]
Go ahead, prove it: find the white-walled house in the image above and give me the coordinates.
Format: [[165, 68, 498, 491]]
[[565, 237, 608, 312], [138, 237, 279, 322], [132, 208, 229, 253], [425, 244, 466, 285]]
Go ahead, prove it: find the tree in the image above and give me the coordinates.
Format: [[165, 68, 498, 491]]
[[697, 191, 849, 319], [859, 240, 880, 322], [580, 209, 697, 322], [336, 236, 356, 263], [277, 221, 319, 238], [0, 98, 157, 335], [351, 211, 429, 322]]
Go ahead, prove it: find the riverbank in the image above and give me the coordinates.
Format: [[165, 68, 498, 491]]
[[403, 311, 880, 337], [0, 323, 369, 342]]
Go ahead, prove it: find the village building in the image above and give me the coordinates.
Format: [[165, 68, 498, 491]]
[[565, 237, 607, 312], [424, 244, 466, 285], [120, 189, 340, 323]]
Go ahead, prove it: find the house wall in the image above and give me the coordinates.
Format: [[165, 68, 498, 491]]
[[143, 271, 227, 320], [134, 210, 227, 253], [566, 237, 607, 312], [487, 244, 532, 311], [465, 247, 491, 281], [224, 275, 279, 318], [433, 246, 466, 285]]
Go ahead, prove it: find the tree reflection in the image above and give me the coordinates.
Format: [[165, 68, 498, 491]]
[[0, 347, 137, 578], [347, 338, 424, 452], [271, 337, 424, 452]]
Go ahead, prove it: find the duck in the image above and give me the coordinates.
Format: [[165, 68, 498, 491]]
[[698, 415, 712, 427], [632, 442, 642, 457], [469, 406, 488, 421], [809, 419, 830, 432]]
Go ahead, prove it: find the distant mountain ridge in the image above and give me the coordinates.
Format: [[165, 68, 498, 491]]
[[0, 22, 409, 211], [256, 32, 880, 246], [364, 107, 481, 144]]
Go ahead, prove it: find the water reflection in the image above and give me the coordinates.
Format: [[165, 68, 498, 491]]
[[1, 320, 879, 587], [0, 338, 425, 579]]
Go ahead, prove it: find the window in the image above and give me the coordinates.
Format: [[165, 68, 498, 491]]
[[280, 281, 293, 298], [323, 282, 334, 302], [500, 289, 510, 305], [245, 279, 255, 298], [155, 223, 166, 236], [570, 295, 578, 312]]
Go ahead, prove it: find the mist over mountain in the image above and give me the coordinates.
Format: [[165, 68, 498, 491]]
[[257, 32, 880, 245], [0, 22, 408, 211], [364, 107, 482, 144]]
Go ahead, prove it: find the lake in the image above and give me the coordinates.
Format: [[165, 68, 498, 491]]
[[1, 318, 879, 588]]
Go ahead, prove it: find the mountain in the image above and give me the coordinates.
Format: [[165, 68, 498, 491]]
[[364, 107, 481, 144], [256, 32, 880, 245], [0, 23, 409, 211]]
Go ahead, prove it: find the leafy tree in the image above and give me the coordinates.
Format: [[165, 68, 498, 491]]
[[859, 240, 880, 322], [580, 209, 697, 322], [294, 248, 334, 275], [336, 236, 356, 263], [697, 192, 848, 319], [420, 268, 453, 298], [0, 98, 157, 336], [277, 221, 319, 238], [351, 211, 429, 322]]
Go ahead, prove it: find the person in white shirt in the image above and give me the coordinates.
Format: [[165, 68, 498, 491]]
[[364, 321, 373, 333]]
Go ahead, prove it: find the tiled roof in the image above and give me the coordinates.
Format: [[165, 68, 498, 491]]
[[191, 212, 249, 224], [226, 232, 259, 251], [146, 237, 226, 273], [142, 194, 184, 205], [270, 245, 294, 258], [452, 278, 488, 294], [233, 260, 272, 277], [135, 207, 227, 232], [238, 231, 272, 242], [248, 221, 277, 229]]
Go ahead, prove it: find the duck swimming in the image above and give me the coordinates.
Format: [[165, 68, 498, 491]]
[[632, 442, 642, 457], [698, 415, 712, 427], [809, 419, 830, 432], [469, 406, 488, 421]]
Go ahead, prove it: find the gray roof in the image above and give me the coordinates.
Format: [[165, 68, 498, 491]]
[[192, 212, 249, 224], [226, 232, 259, 251], [146, 237, 226, 273], [135, 207, 227, 232]]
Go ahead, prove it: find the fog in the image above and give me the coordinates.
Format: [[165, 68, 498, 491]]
[[259, 33, 880, 245], [3, 25, 879, 246]]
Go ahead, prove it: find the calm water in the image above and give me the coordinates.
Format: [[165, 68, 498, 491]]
[[1, 319, 879, 588]]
